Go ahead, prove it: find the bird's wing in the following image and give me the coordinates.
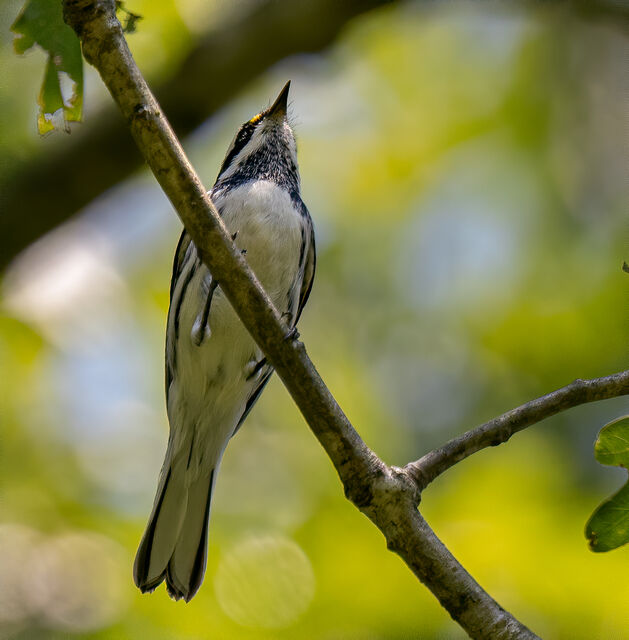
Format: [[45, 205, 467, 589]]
[[232, 363, 274, 436], [169, 230, 192, 301], [294, 203, 316, 325], [166, 229, 196, 395]]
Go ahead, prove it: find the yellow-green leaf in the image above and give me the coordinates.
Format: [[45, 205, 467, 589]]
[[586, 416, 629, 552], [11, 0, 83, 134]]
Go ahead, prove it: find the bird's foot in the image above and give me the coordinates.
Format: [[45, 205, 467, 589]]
[[283, 323, 300, 342], [281, 312, 299, 341], [286, 328, 299, 342]]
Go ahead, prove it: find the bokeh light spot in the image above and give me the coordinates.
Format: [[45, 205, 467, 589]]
[[0, 524, 45, 624], [214, 535, 315, 628], [28, 531, 130, 632]]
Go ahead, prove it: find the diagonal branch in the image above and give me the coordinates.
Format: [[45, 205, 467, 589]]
[[406, 371, 629, 491], [61, 1, 543, 637]]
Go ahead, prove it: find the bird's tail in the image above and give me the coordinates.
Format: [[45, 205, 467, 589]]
[[133, 446, 216, 602]]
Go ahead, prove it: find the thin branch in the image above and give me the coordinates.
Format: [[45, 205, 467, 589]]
[[61, 1, 541, 637], [407, 371, 629, 491]]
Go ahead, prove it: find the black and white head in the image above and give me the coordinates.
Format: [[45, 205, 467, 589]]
[[214, 81, 300, 195]]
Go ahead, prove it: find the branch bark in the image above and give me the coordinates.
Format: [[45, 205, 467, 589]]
[[406, 371, 629, 491], [60, 1, 629, 637], [1, 0, 394, 271]]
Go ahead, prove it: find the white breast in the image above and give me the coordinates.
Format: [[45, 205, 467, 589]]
[[213, 180, 303, 309]]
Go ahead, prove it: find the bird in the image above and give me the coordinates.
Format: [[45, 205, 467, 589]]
[[133, 81, 315, 602]]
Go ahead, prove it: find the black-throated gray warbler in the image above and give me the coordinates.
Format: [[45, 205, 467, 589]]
[[133, 82, 316, 602]]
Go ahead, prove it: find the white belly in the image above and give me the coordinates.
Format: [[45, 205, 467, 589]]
[[168, 181, 303, 471]]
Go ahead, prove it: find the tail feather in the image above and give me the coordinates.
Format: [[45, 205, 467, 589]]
[[166, 470, 215, 601], [133, 467, 176, 592], [134, 460, 215, 601]]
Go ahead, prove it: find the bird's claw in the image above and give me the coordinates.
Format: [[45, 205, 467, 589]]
[[284, 325, 300, 342], [280, 312, 299, 341]]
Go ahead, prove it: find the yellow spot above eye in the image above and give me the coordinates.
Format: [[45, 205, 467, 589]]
[[249, 113, 263, 125]]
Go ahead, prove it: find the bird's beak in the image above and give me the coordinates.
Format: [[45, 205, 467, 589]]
[[267, 81, 291, 118]]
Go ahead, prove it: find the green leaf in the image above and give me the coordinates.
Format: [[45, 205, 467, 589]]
[[586, 416, 629, 552], [11, 0, 83, 134]]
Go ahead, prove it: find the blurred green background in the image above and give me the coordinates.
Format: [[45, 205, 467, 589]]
[[1, 1, 628, 638]]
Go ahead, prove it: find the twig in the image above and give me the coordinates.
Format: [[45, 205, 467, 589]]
[[62, 1, 542, 636], [406, 371, 629, 490]]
